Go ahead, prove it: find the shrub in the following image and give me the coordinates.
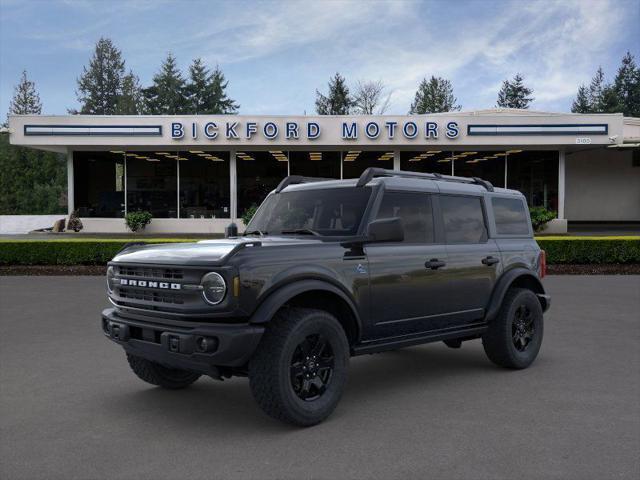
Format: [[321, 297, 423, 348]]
[[529, 207, 556, 232], [125, 211, 152, 232], [66, 210, 83, 232], [537, 237, 640, 264], [241, 204, 259, 226]]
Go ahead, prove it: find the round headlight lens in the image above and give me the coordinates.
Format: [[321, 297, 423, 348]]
[[201, 272, 227, 305], [106, 266, 115, 293]]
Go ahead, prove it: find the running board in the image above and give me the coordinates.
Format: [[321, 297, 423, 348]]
[[352, 323, 487, 356]]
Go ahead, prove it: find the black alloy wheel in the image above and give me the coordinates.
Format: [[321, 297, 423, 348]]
[[512, 304, 535, 352], [290, 334, 335, 401]]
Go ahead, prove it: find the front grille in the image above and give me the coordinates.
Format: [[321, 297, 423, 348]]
[[119, 287, 184, 305], [116, 266, 184, 280]]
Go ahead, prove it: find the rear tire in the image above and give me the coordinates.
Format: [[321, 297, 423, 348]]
[[482, 288, 544, 369], [126, 353, 201, 389], [249, 307, 349, 427]]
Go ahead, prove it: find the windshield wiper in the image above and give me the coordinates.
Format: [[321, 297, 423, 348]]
[[244, 230, 267, 236], [280, 228, 321, 236]]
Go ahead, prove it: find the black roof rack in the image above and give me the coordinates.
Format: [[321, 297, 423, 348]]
[[356, 167, 494, 192], [275, 175, 336, 193]]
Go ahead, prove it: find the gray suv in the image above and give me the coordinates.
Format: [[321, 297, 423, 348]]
[[102, 167, 550, 426]]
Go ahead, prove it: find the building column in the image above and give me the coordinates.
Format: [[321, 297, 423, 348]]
[[393, 150, 401, 171], [558, 149, 566, 220], [544, 148, 569, 234], [66, 149, 74, 216], [230, 149, 237, 221]]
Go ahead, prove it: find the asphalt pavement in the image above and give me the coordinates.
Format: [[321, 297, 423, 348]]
[[0, 275, 638, 480]]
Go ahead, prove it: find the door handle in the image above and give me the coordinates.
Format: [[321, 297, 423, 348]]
[[482, 256, 500, 266], [425, 258, 446, 270]]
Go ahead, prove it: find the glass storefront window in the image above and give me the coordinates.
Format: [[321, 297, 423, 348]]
[[342, 150, 394, 179], [73, 151, 125, 217], [237, 150, 288, 217], [126, 152, 177, 218], [289, 151, 340, 178], [400, 150, 453, 175], [452, 151, 505, 188], [507, 151, 558, 210], [178, 151, 230, 218]]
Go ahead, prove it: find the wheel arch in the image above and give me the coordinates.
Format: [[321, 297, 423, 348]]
[[485, 268, 547, 322], [249, 279, 362, 345]]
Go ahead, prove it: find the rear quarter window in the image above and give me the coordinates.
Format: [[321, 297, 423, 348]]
[[492, 197, 530, 235]]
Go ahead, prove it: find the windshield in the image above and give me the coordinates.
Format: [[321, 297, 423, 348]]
[[246, 187, 372, 237]]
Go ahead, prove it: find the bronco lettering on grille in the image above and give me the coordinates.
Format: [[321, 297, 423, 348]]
[[119, 279, 181, 290]]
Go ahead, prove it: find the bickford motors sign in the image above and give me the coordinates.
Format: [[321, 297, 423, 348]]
[[171, 119, 461, 141]]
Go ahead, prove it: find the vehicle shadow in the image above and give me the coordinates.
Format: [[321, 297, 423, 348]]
[[102, 343, 497, 433]]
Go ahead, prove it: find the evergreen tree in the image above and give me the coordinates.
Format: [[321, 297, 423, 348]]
[[185, 59, 239, 114], [75, 37, 126, 114], [1, 72, 66, 214], [207, 65, 239, 114], [496, 73, 534, 109], [571, 85, 591, 113], [143, 53, 188, 114], [186, 58, 209, 114], [587, 66, 607, 112], [116, 71, 144, 114], [409, 76, 460, 114], [9, 70, 42, 116], [315, 73, 353, 115], [613, 51, 640, 117]]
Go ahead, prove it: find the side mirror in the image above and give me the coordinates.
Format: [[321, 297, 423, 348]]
[[366, 217, 404, 243]]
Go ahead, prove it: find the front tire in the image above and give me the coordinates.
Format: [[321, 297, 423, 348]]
[[482, 288, 544, 369], [126, 354, 201, 389], [249, 308, 350, 427]]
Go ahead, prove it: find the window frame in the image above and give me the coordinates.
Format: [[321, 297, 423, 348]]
[[488, 194, 534, 238], [369, 188, 442, 245], [438, 193, 490, 245]]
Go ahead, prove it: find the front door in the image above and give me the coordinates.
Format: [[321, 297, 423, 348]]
[[365, 190, 450, 339]]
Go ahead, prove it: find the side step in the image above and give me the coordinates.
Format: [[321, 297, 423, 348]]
[[352, 323, 487, 356]]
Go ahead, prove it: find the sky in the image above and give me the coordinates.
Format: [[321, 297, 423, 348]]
[[0, 0, 638, 117]]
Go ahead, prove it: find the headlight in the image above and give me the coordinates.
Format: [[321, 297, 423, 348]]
[[201, 272, 227, 305], [106, 266, 115, 293]]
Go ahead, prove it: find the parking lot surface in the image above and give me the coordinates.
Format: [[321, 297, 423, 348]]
[[1, 275, 639, 480]]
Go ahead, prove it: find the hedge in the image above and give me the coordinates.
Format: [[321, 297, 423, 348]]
[[0, 237, 639, 266], [536, 237, 640, 264], [0, 239, 197, 265]]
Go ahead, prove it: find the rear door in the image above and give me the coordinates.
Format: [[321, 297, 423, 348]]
[[439, 194, 501, 323], [365, 189, 450, 338]]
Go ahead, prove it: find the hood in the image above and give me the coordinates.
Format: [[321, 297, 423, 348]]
[[111, 236, 323, 266]]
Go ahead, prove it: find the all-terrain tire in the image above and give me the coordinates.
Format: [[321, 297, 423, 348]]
[[249, 307, 350, 427], [482, 288, 544, 369], [126, 353, 201, 389]]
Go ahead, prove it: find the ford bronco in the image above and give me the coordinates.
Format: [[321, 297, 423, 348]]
[[102, 167, 550, 426]]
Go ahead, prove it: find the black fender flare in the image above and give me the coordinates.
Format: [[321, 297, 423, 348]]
[[249, 278, 362, 338], [485, 268, 547, 322]]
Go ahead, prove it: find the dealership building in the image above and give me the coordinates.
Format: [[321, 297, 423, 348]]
[[8, 109, 640, 234]]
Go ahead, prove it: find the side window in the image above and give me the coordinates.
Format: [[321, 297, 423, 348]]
[[440, 195, 488, 244], [492, 197, 530, 235], [375, 191, 434, 243]]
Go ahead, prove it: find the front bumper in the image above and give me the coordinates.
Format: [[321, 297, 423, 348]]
[[101, 308, 264, 375]]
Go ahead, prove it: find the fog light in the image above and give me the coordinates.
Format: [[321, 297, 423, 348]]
[[196, 336, 218, 353]]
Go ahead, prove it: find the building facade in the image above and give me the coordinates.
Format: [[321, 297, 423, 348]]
[[8, 109, 640, 233]]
